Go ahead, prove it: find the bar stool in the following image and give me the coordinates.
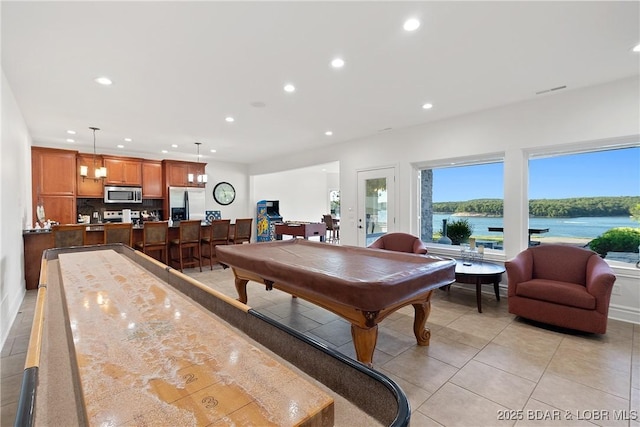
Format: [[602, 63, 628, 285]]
[[134, 221, 169, 265], [322, 214, 339, 243], [231, 218, 252, 244], [201, 219, 230, 270], [103, 222, 133, 246], [52, 224, 87, 248], [170, 220, 202, 271]]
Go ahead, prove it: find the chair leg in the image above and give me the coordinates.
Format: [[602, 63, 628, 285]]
[[205, 243, 213, 270]]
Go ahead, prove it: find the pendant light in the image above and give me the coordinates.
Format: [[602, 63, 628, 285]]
[[195, 142, 208, 184], [80, 127, 107, 181]]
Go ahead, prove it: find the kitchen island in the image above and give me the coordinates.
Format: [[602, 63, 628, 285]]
[[22, 222, 235, 289]]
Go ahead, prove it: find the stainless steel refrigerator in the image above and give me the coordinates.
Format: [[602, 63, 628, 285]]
[[168, 187, 206, 222]]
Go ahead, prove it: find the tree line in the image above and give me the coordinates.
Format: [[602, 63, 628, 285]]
[[433, 196, 640, 218]]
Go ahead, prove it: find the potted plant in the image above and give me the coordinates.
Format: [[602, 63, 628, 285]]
[[446, 218, 474, 245]]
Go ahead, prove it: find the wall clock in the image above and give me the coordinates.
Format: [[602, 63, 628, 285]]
[[213, 181, 236, 205]]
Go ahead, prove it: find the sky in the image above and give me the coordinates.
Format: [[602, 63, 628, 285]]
[[432, 147, 640, 202]]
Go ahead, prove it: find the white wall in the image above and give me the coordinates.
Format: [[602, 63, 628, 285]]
[[202, 159, 249, 221], [1, 71, 32, 348], [253, 168, 331, 223]]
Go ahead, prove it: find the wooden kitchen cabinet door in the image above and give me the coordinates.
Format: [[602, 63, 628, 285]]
[[39, 195, 76, 225], [104, 157, 142, 186], [142, 160, 163, 198], [31, 147, 77, 225], [33, 148, 76, 195]]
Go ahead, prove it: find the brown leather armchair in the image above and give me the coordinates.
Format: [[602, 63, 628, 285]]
[[368, 232, 428, 254], [505, 245, 616, 334]]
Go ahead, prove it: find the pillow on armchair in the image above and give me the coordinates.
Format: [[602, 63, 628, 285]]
[[505, 245, 615, 333]]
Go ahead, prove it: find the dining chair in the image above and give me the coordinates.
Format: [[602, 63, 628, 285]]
[[231, 218, 252, 244], [201, 219, 230, 270], [134, 221, 169, 265], [103, 222, 133, 246], [170, 219, 202, 271], [52, 224, 87, 248]]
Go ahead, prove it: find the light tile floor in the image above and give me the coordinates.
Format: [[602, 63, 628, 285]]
[[2, 268, 639, 427]]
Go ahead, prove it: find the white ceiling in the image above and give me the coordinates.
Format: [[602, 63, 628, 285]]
[[2, 1, 639, 165]]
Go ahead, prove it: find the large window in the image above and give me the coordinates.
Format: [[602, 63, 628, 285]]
[[421, 161, 504, 250], [528, 146, 640, 266]]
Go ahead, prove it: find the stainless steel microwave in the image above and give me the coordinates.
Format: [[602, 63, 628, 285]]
[[104, 186, 143, 204]]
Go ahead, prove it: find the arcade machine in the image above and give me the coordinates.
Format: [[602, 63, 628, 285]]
[[256, 200, 283, 242]]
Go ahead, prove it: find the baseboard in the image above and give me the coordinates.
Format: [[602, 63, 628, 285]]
[[0, 286, 27, 349], [608, 303, 640, 325]]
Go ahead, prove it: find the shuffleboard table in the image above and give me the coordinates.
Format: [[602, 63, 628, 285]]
[[216, 239, 456, 366]]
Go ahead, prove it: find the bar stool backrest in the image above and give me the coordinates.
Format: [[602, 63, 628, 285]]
[[143, 221, 169, 246], [104, 223, 133, 246], [52, 224, 86, 248], [179, 220, 202, 244], [233, 218, 252, 244], [211, 219, 231, 244]]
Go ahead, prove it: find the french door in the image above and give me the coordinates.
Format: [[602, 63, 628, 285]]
[[357, 167, 395, 247]]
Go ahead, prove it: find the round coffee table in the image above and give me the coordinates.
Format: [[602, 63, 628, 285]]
[[452, 260, 505, 313]]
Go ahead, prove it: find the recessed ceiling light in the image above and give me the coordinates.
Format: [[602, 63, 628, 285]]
[[284, 84, 296, 93], [171, 144, 178, 148], [225, 116, 235, 122], [67, 130, 76, 135], [124, 137, 132, 142], [331, 58, 345, 68], [161, 150, 168, 154], [422, 103, 433, 109], [633, 44, 640, 52], [94, 76, 113, 86], [117, 144, 124, 148], [325, 131, 333, 136], [66, 138, 75, 143], [403, 18, 420, 32], [210, 149, 217, 153]]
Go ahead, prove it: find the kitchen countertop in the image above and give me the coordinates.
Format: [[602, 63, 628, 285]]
[[24, 222, 214, 234]]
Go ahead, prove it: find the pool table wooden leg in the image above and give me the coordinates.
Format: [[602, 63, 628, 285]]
[[351, 324, 378, 366], [235, 277, 249, 304], [412, 290, 433, 346]]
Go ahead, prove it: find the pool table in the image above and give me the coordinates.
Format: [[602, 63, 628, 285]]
[[216, 239, 456, 366], [16, 244, 411, 426]]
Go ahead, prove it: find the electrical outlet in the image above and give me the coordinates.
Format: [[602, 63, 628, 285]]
[[611, 285, 621, 296]]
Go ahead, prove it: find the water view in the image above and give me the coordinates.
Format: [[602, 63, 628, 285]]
[[433, 214, 638, 240]]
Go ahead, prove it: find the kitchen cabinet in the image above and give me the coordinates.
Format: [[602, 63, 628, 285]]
[[162, 160, 207, 188], [142, 160, 163, 198], [31, 147, 77, 225], [76, 153, 104, 197], [103, 157, 142, 186]]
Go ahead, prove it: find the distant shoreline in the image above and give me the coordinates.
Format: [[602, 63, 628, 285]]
[[442, 212, 634, 220]]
